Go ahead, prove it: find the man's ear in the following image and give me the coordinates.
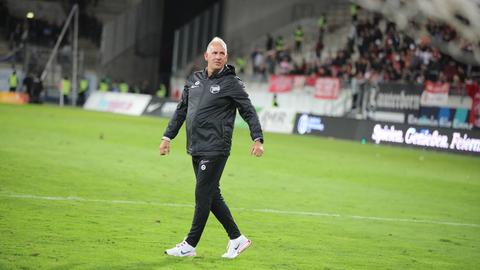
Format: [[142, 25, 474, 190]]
[[204, 52, 208, 61]]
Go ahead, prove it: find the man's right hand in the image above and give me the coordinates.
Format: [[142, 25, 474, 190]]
[[159, 140, 170, 155]]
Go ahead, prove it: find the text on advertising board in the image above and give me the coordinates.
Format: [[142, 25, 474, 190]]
[[297, 114, 325, 134], [371, 124, 480, 152]]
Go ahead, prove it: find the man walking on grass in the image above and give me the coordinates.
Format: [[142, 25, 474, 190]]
[[159, 37, 264, 259]]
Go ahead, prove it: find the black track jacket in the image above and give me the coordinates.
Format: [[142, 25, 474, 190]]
[[163, 65, 263, 156]]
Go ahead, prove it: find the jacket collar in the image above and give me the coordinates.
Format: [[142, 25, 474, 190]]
[[203, 65, 236, 79]]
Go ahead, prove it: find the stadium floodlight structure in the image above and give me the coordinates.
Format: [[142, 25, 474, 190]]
[[353, 0, 480, 65], [41, 4, 79, 107]]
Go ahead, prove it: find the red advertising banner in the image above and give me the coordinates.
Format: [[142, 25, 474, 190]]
[[466, 81, 479, 99], [305, 74, 317, 86], [421, 81, 449, 106], [424, 81, 449, 93], [268, 75, 294, 93], [470, 92, 480, 128], [293, 75, 306, 89], [314, 77, 341, 99]]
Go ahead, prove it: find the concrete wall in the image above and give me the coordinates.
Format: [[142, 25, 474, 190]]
[[101, 47, 159, 93], [222, 0, 332, 56]]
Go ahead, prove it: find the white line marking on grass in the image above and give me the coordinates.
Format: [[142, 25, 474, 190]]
[[2, 193, 479, 228]]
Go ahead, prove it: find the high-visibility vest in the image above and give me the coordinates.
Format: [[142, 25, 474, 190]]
[[99, 82, 108, 92], [9, 74, 17, 88], [317, 16, 326, 28], [119, 83, 129, 93], [294, 29, 304, 42], [79, 79, 88, 93], [350, 4, 358, 16], [236, 57, 246, 69], [62, 79, 71, 95], [156, 84, 166, 97], [275, 38, 284, 51]]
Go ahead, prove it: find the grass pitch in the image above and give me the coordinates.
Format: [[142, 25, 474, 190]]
[[0, 103, 479, 269]]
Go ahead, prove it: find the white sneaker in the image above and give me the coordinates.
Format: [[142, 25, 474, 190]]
[[221, 235, 251, 259], [165, 240, 196, 257]]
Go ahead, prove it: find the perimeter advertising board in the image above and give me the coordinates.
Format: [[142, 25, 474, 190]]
[[294, 113, 480, 155]]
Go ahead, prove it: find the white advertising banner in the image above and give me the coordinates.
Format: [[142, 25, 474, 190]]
[[258, 108, 295, 134], [84, 92, 152, 116], [160, 101, 179, 118]]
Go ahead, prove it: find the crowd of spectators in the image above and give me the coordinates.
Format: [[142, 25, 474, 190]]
[[248, 6, 478, 94], [425, 19, 476, 54]]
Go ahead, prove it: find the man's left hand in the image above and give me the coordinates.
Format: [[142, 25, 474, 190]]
[[251, 141, 264, 157]]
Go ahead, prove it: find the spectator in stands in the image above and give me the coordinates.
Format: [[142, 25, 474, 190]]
[[156, 83, 167, 98], [61, 76, 70, 105], [8, 70, 18, 92], [275, 35, 285, 58], [111, 81, 119, 92], [251, 48, 266, 80], [317, 13, 327, 36], [235, 56, 246, 74], [119, 80, 129, 93], [31, 73, 43, 104], [293, 25, 304, 52], [131, 83, 141, 94], [272, 93, 279, 107], [350, 3, 359, 22], [265, 53, 276, 75], [22, 72, 34, 101], [78, 77, 88, 105], [278, 56, 292, 75], [99, 78, 109, 92], [266, 33, 274, 51], [351, 71, 366, 112], [140, 80, 150, 94], [315, 36, 324, 59]]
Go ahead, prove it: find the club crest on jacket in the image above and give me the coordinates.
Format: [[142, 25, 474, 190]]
[[210, 85, 221, 94]]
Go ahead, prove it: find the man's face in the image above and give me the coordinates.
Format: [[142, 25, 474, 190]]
[[205, 42, 227, 72]]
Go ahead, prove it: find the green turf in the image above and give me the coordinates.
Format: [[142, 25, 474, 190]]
[[0, 103, 479, 269]]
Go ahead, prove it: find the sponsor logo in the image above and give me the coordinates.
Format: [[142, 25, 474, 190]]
[[200, 164, 206, 170], [146, 103, 162, 113], [210, 85, 221, 94], [450, 133, 480, 152], [371, 124, 404, 144], [261, 111, 287, 125], [160, 102, 178, 117], [297, 114, 325, 135], [404, 127, 449, 148], [370, 124, 480, 152], [190, 81, 201, 89], [373, 90, 421, 110]]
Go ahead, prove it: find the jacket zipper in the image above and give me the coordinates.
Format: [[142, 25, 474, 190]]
[[190, 79, 210, 154]]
